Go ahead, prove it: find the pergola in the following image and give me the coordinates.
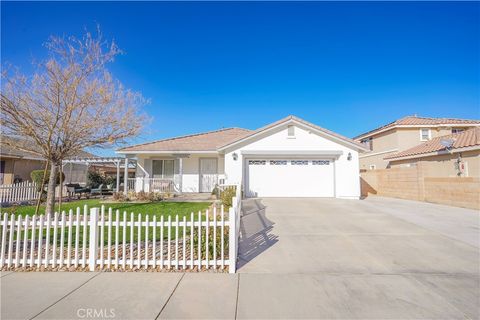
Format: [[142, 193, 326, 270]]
[[62, 157, 136, 193]]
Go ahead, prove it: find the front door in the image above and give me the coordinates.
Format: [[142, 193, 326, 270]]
[[199, 158, 217, 192]]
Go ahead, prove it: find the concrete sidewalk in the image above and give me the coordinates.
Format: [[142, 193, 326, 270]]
[[1, 271, 478, 319], [1, 197, 479, 319]]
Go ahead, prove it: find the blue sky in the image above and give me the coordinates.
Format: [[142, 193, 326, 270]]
[[2, 1, 479, 156]]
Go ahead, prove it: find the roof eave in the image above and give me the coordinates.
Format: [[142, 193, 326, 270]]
[[355, 123, 480, 140], [385, 145, 480, 161], [116, 150, 219, 155]]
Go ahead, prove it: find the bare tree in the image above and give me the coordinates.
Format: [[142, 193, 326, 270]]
[[1, 29, 147, 215]]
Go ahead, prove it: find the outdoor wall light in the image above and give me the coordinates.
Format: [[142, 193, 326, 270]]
[[347, 152, 352, 161], [232, 152, 238, 161]]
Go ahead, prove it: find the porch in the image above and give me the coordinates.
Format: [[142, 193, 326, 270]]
[[128, 153, 226, 194]]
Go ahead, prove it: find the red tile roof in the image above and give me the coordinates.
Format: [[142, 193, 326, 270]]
[[385, 127, 480, 160], [354, 116, 480, 139], [117, 128, 253, 152]]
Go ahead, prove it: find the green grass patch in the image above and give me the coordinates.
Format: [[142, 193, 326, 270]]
[[2, 199, 211, 219], [2, 200, 221, 245]]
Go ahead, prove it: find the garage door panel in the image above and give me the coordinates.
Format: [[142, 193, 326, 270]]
[[246, 159, 334, 198]]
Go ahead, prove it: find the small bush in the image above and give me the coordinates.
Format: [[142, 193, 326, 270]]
[[31, 169, 65, 192], [112, 191, 127, 202], [148, 192, 164, 201], [104, 175, 116, 187], [220, 187, 236, 208], [112, 191, 164, 202], [87, 171, 104, 188], [136, 191, 149, 201]]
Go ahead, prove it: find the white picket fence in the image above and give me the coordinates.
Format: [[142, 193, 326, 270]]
[[228, 184, 242, 272], [0, 182, 40, 203], [0, 185, 242, 272]]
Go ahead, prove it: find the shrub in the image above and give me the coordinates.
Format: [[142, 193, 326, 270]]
[[87, 171, 104, 188], [112, 191, 127, 202], [211, 186, 219, 196], [220, 187, 236, 208], [30, 169, 65, 192], [104, 175, 116, 187], [135, 191, 149, 201], [148, 192, 164, 201]]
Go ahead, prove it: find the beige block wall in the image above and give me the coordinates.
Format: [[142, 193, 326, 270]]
[[361, 161, 480, 209], [424, 177, 480, 209]]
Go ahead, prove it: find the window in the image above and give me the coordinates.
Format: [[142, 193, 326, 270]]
[[0, 160, 4, 184], [312, 160, 330, 165], [369, 164, 376, 170], [248, 160, 266, 165], [287, 125, 295, 137], [452, 128, 464, 134], [270, 160, 287, 165], [361, 137, 373, 151], [291, 160, 308, 165], [152, 160, 174, 179], [420, 129, 431, 141]]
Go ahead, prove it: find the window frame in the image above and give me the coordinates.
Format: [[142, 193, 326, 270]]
[[360, 137, 373, 151], [419, 128, 431, 141], [152, 159, 175, 179], [287, 125, 295, 138]]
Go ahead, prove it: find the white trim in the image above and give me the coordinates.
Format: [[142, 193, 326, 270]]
[[359, 149, 398, 159], [419, 128, 431, 141], [117, 150, 218, 155], [240, 150, 343, 157], [387, 145, 480, 161], [355, 123, 480, 140], [219, 118, 368, 152]]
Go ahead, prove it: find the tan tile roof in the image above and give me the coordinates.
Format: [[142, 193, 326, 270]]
[[219, 115, 368, 150], [118, 128, 253, 152], [385, 127, 480, 160], [354, 116, 480, 139]]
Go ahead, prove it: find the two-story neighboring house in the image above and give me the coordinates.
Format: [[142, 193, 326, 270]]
[[353, 116, 480, 170]]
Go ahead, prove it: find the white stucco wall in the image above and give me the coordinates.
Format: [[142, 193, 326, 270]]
[[223, 125, 361, 199], [135, 154, 224, 193]]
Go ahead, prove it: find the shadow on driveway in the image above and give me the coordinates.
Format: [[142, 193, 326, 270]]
[[237, 198, 278, 270]]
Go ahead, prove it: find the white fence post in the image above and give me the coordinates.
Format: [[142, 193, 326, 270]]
[[88, 207, 99, 271], [228, 200, 237, 274]]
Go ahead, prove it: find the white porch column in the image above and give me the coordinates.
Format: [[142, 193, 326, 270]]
[[116, 161, 120, 192], [123, 158, 128, 194], [178, 158, 183, 194]]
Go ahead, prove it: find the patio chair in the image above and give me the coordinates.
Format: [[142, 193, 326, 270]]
[[91, 184, 113, 196], [65, 183, 91, 199]]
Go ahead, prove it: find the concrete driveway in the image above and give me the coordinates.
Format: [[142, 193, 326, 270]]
[[237, 197, 479, 319], [1, 197, 479, 319]]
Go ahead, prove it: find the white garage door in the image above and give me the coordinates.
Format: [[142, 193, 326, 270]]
[[245, 159, 334, 198]]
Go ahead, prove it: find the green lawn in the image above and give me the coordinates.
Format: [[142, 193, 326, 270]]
[[2, 199, 217, 245], [2, 199, 212, 219]]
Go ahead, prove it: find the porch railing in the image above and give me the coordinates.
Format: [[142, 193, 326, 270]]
[[127, 178, 177, 194]]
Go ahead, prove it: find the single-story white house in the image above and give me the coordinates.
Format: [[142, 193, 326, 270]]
[[116, 115, 368, 199]]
